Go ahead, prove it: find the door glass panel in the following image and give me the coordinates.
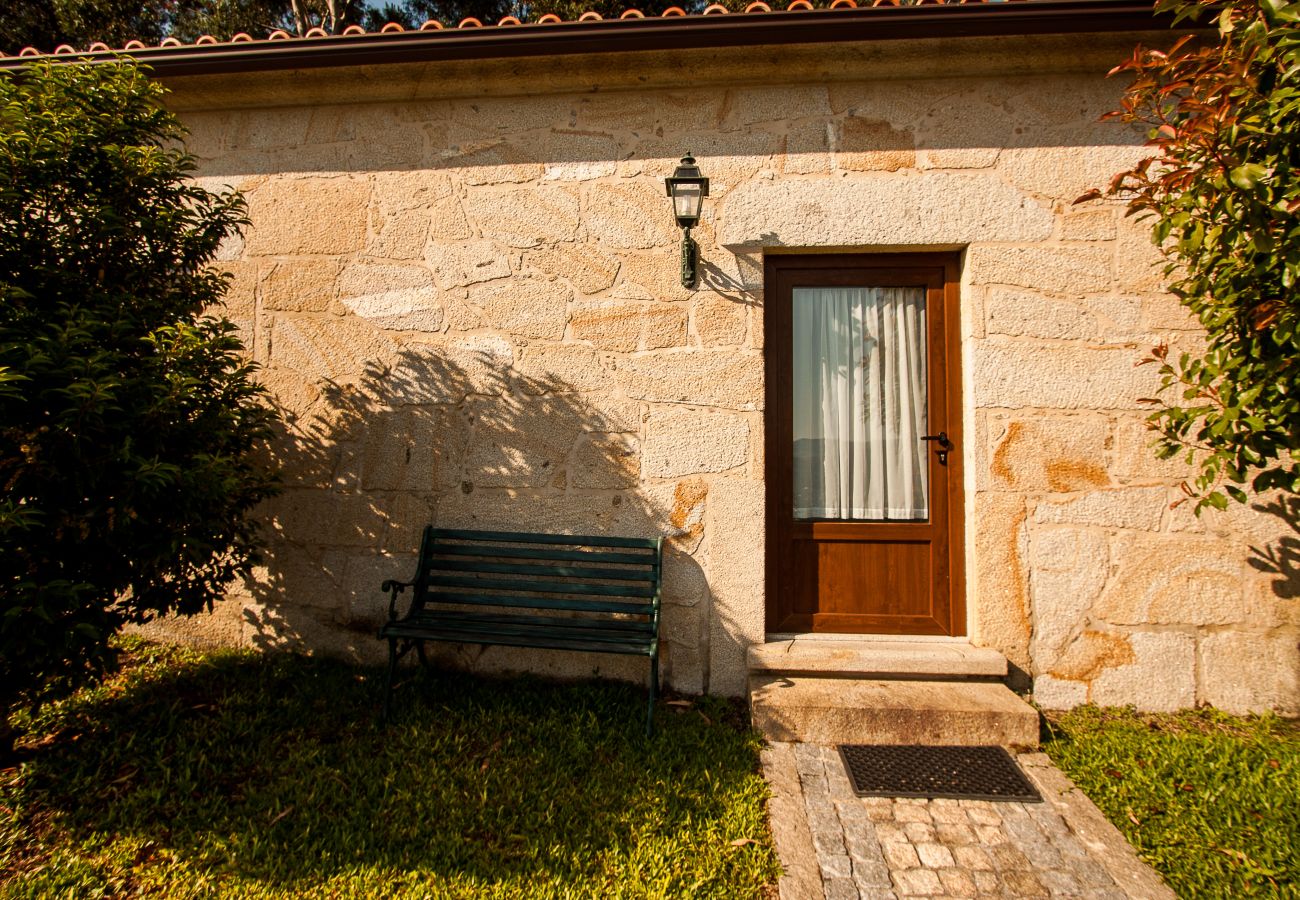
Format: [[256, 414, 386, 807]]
[[792, 286, 928, 521]]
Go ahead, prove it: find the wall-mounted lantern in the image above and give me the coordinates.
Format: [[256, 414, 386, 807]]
[[664, 153, 709, 289]]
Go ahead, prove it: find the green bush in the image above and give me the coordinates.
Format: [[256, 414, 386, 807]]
[[0, 59, 278, 748], [1088, 0, 1300, 510]]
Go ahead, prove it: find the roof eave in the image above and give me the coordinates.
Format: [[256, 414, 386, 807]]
[[1, 0, 1181, 78]]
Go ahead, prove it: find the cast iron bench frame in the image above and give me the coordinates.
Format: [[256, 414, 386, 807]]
[[379, 526, 663, 736]]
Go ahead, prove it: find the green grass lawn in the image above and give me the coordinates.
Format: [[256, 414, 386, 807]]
[[1, 639, 778, 899], [1043, 705, 1300, 899]]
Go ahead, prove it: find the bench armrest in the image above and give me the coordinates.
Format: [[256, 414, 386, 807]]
[[381, 578, 416, 621]]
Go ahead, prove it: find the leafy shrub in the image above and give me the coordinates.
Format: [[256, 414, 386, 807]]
[[1086, 0, 1300, 509], [0, 59, 278, 745]]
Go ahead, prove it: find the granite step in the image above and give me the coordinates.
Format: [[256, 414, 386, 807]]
[[748, 638, 1008, 680], [749, 675, 1040, 748]]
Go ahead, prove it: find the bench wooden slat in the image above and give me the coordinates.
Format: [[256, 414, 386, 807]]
[[386, 625, 655, 656], [427, 590, 655, 615], [400, 615, 654, 646], [433, 528, 659, 550], [411, 609, 655, 635], [431, 544, 657, 566], [428, 558, 657, 582], [426, 573, 656, 599]]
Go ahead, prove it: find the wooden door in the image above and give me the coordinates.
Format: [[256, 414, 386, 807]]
[[765, 254, 965, 635]]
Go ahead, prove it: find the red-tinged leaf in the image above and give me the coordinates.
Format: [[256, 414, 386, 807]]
[[1107, 769, 1124, 779], [697, 710, 713, 726], [1157, 124, 1178, 139], [1128, 810, 1142, 826], [1267, 759, 1279, 769], [1074, 189, 1104, 204]]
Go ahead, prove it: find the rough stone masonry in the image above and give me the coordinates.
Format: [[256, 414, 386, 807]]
[[140, 32, 1299, 714]]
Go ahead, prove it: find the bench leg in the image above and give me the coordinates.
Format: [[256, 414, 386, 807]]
[[416, 640, 431, 670], [382, 637, 399, 725], [646, 652, 658, 739]]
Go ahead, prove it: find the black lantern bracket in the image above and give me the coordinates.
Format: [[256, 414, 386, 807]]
[[664, 153, 710, 289]]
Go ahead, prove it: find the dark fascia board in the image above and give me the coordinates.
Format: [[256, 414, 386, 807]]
[[0, 0, 1179, 77]]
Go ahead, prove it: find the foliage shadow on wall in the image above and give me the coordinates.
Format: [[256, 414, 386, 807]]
[[240, 344, 724, 693]]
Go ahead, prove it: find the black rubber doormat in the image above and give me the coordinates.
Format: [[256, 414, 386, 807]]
[[837, 745, 1042, 802]]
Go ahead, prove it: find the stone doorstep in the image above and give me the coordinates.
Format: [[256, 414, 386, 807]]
[[748, 638, 1009, 679], [749, 676, 1041, 748]]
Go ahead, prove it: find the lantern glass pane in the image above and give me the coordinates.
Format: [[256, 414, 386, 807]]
[[673, 182, 703, 221]]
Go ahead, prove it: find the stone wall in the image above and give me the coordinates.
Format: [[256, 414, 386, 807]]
[[148, 36, 1299, 713]]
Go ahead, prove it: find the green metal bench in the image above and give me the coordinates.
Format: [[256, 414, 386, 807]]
[[379, 527, 663, 736]]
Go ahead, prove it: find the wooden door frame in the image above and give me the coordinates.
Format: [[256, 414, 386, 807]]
[[762, 251, 967, 636]]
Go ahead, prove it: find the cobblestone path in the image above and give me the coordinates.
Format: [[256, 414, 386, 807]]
[[761, 743, 1175, 900]]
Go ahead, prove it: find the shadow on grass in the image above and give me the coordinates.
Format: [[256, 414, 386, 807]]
[[5, 644, 776, 898]]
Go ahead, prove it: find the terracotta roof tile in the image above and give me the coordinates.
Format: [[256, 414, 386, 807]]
[[2, 0, 1034, 58], [2, 0, 1180, 64]]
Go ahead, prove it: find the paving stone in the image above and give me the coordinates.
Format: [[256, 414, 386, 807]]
[[837, 799, 873, 822], [824, 875, 861, 899], [827, 768, 859, 799], [895, 804, 933, 823], [975, 824, 1008, 845], [929, 800, 968, 824], [1019, 839, 1064, 869], [989, 843, 1033, 872], [1068, 856, 1121, 890], [973, 870, 1002, 894], [915, 843, 955, 868], [875, 822, 910, 843], [904, 822, 937, 844], [803, 774, 830, 796], [814, 828, 849, 856], [892, 868, 945, 896], [952, 845, 994, 871], [850, 854, 894, 889], [1037, 868, 1083, 895], [937, 868, 978, 898], [1001, 869, 1049, 897], [795, 743, 826, 775], [966, 805, 1003, 826], [882, 840, 921, 869], [808, 803, 843, 833], [1025, 805, 1072, 838], [822, 853, 853, 879], [843, 823, 885, 860], [865, 802, 899, 822], [1002, 813, 1046, 844], [934, 822, 977, 846]]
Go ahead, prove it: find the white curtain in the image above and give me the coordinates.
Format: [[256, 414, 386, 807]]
[[792, 286, 928, 520]]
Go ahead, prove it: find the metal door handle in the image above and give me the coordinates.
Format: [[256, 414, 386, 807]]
[[922, 432, 953, 465]]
